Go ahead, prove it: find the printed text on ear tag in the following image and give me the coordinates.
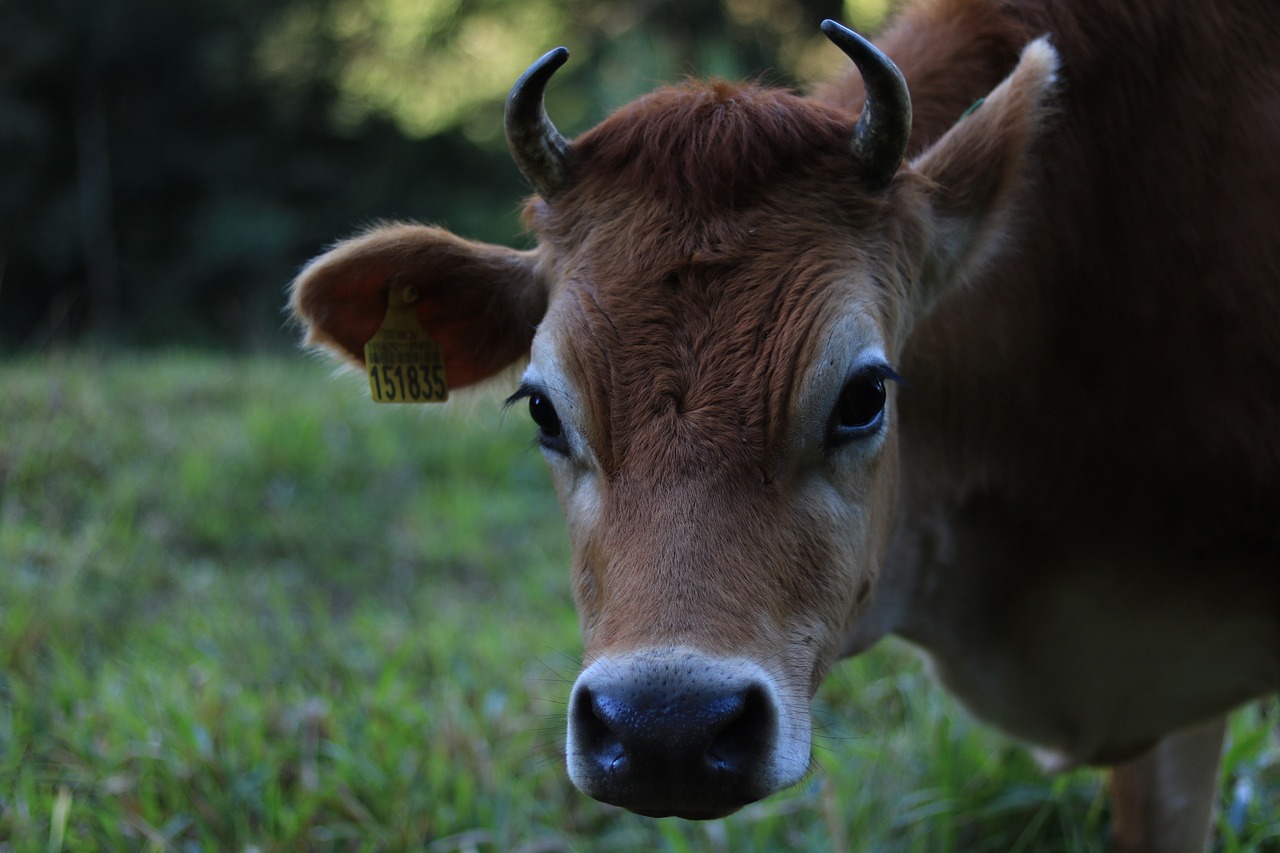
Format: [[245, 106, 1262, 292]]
[[363, 283, 448, 403]]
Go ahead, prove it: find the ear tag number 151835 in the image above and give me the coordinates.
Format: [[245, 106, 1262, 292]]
[[364, 283, 449, 403]]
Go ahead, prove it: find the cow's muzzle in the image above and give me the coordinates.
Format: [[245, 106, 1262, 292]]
[[566, 649, 809, 818]]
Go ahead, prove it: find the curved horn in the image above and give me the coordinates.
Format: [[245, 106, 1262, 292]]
[[505, 47, 572, 198], [820, 19, 912, 189]]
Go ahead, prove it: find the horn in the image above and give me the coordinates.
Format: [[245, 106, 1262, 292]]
[[505, 47, 573, 198], [820, 19, 912, 188]]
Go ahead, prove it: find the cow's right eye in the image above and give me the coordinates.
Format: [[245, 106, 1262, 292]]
[[506, 384, 569, 455], [528, 393, 563, 439]]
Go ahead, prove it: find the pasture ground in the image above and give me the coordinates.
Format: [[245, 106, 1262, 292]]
[[1, 352, 1277, 851]]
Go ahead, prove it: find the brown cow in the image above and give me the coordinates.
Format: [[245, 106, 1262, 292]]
[[289, 1, 1280, 850]]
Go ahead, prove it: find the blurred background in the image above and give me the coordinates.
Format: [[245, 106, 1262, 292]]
[[1, 0, 895, 353]]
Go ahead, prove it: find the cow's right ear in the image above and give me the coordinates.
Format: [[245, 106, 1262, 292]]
[[289, 223, 548, 389]]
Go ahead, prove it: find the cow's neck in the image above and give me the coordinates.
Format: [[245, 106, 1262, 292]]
[[847, 495, 1280, 768]]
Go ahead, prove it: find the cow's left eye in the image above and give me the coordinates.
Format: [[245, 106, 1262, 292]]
[[827, 367, 896, 446]]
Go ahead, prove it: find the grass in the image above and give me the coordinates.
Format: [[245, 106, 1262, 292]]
[[1, 351, 1277, 851]]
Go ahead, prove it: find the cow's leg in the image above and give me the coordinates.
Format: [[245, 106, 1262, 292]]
[[1109, 715, 1228, 853]]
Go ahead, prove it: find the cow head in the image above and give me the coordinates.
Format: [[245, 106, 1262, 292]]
[[290, 21, 1058, 819]]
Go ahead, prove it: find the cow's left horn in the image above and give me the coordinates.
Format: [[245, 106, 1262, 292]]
[[505, 47, 572, 199], [821, 20, 911, 189]]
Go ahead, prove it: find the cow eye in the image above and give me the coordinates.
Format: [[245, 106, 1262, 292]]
[[505, 384, 570, 455], [528, 393, 562, 439], [827, 368, 893, 446]]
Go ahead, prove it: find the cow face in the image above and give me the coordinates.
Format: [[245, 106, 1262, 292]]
[[290, 23, 1058, 819], [522, 242, 906, 816]]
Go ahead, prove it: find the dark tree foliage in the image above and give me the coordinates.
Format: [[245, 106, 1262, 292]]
[[0, 0, 854, 350]]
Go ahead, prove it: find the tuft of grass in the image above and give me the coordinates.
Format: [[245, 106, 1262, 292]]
[[1, 351, 1276, 850]]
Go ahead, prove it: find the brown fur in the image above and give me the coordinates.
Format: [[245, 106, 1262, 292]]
[[522, 82, 926, 483], [568, 81, 858, 213], [290, 0, 1280, 842], [290, 224, 546, 387], [878, 0, 1280, 547]]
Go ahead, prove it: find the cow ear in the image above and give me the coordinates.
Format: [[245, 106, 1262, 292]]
[[289, 223, 548, 389], [907, 37, 1059, 310]]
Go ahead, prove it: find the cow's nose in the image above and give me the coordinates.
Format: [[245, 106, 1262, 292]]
[[566, 651, 783, 818]]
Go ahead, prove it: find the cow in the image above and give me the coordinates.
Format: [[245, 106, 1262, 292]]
[[288, 0, 1280, 849]]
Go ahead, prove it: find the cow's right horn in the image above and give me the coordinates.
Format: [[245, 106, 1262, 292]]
[[820, 20, 912, 189], [505, 47, 573, 199]]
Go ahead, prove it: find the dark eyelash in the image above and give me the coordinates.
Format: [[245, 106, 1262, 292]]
[[504, 383, 540, 410], [865, 364, 909, 388]]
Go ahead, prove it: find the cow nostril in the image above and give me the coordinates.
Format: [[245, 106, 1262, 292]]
[[571, 685, 626, 773], [707, 685, 773, 772]]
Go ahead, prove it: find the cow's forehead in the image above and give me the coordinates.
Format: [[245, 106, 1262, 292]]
[[518, 80, 919, 478], [568, 80, 858, 214], [522, 80, 888, 247], [531, 237, 892, 480]]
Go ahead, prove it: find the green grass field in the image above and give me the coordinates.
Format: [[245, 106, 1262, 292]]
[[2, 352, 1277, 851]]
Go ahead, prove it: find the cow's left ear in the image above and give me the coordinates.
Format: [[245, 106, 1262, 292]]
[[906, 36, 1059, 311], [289, 223, 548, 389]]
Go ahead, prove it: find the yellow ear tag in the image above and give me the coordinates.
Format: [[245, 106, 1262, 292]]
[[363, 284, 448, 403]]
